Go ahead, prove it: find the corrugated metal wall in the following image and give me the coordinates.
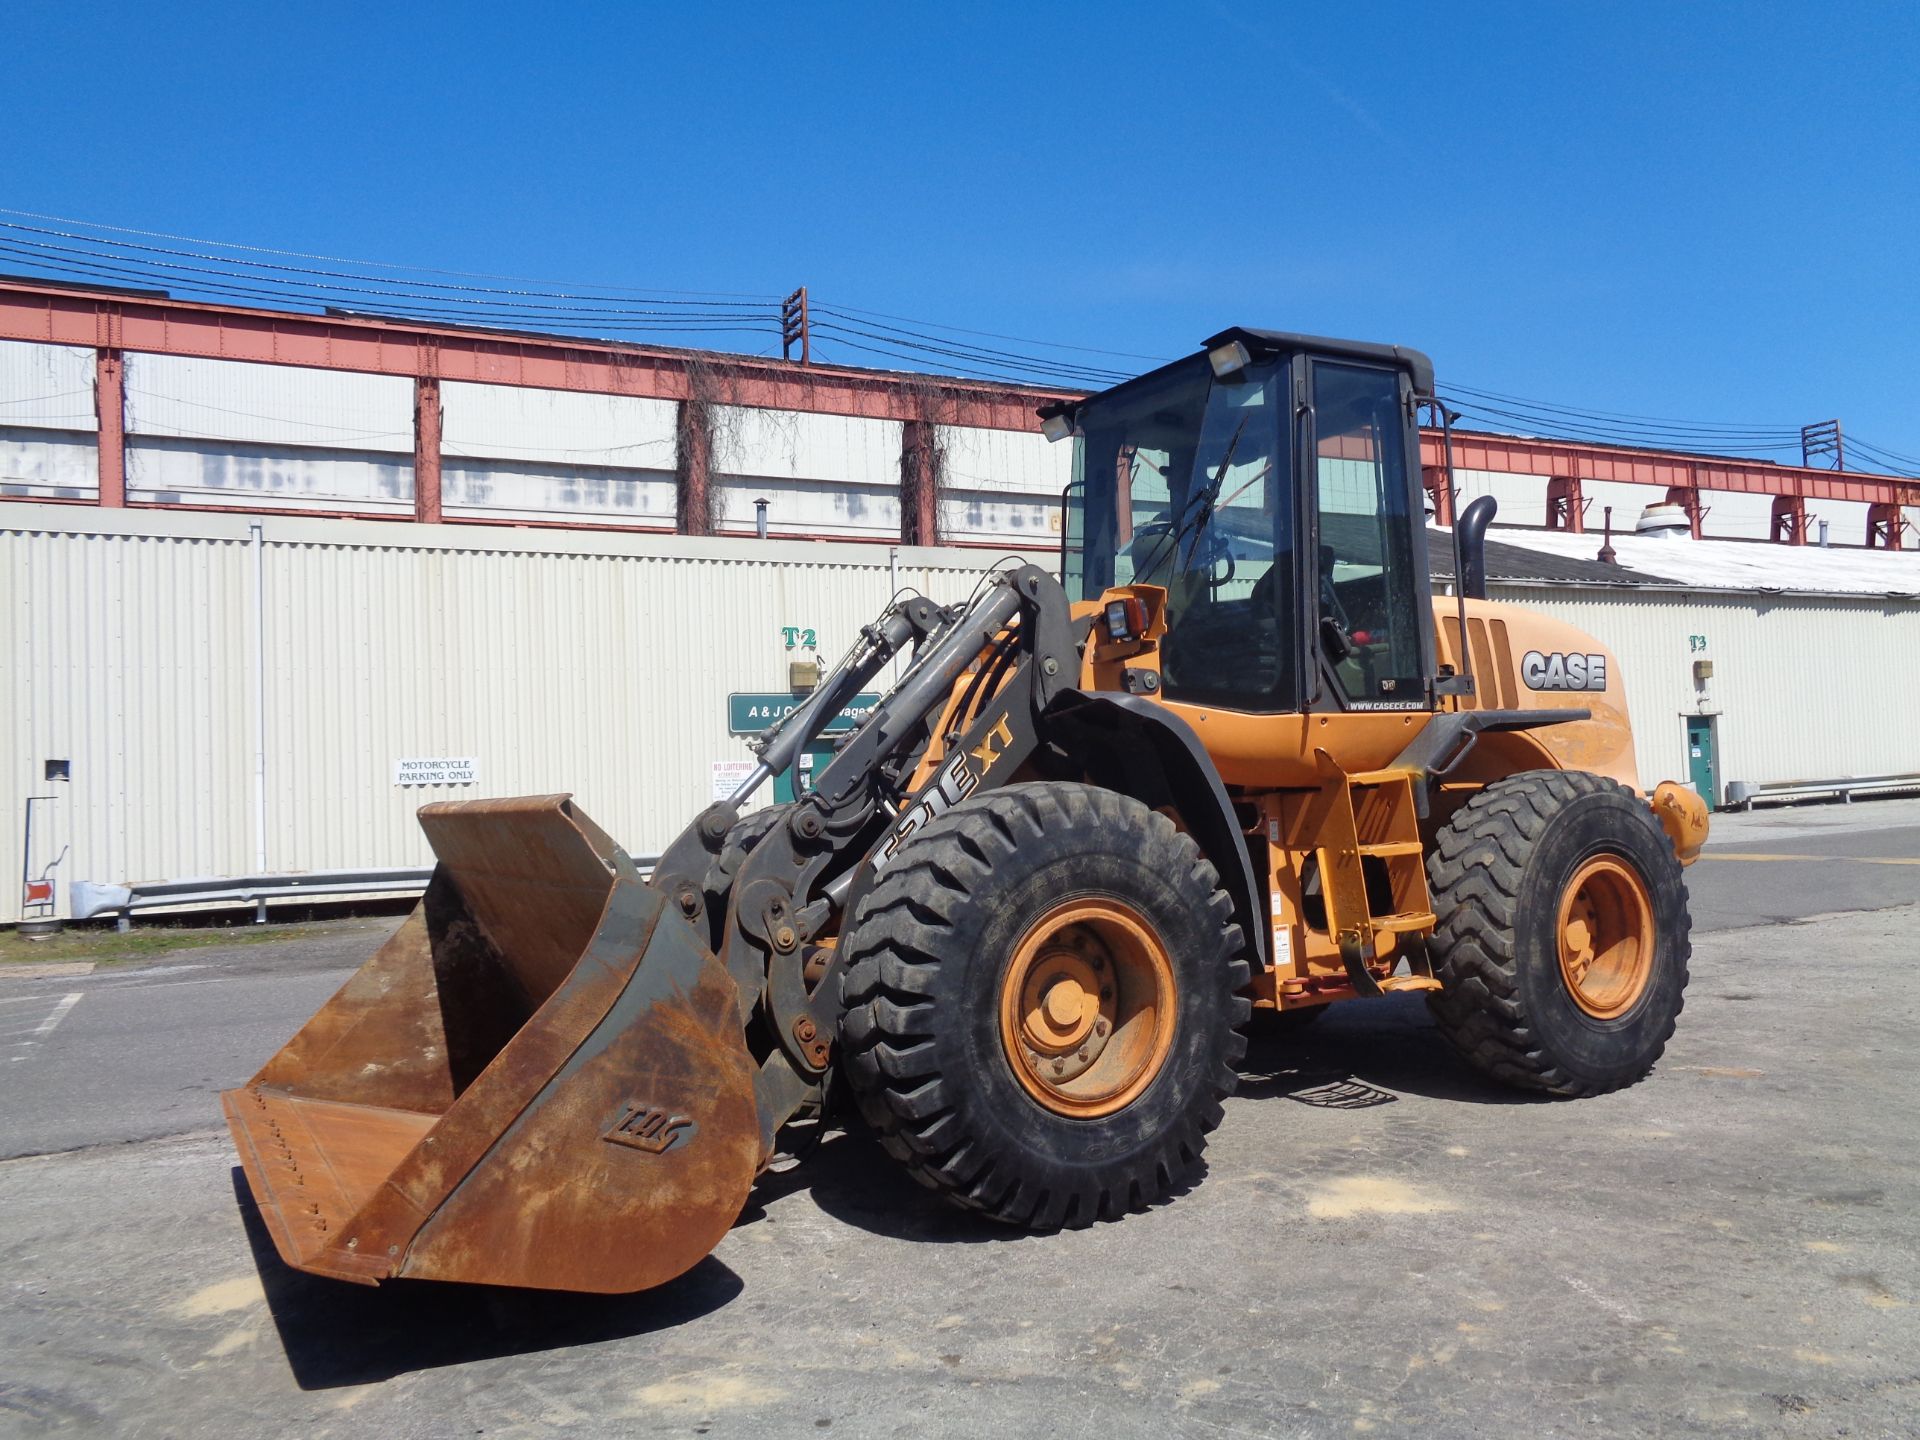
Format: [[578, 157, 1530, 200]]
[[0, 339, 99, 500], [124, 354, 415, 513], [439, 381, 678, 524], [1496, 584, 1920, 793], [713, 406, 904, 540], [941, 425, 1071, 546], [1, 504, 1043, 921], [3, 512, 258, 923], [7, 504, 1918, 923], [0, 340, 97, 430]]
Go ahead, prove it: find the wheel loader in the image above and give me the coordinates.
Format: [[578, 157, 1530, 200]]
[[223, 328, 1711, 1294]]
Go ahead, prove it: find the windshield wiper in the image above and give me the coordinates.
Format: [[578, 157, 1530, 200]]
[[1133, 412, 1251, 584]]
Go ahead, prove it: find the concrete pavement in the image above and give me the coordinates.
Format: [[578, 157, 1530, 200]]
[[0, 801, 1916, 1438]]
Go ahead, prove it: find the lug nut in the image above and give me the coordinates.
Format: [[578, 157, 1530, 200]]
[[794, 1017, 818, 1044], [773, 924, 798, 952]]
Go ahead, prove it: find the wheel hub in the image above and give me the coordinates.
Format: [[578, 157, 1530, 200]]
[[1556, 855, 1656, 1020], [999, 898, 1175, 1117], [1013, 939, 1116, 1083]]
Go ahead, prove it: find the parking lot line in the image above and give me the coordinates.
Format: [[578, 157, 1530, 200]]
[[1702, 852, 1920, 864], [6, 991, 84, 1062]]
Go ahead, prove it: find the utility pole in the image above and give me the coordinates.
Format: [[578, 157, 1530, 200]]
[[1801, 419, 1843, 470], [781, 287, 811, 365]]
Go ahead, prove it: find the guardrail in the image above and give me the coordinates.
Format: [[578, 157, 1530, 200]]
[[70, 856, 660, 931], [1725, 774, 1920, 811]]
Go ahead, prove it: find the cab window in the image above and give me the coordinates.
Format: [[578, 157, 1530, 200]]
[[1312, 362, 1425, 705]]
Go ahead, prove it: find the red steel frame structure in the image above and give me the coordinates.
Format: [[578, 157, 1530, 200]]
[[3, 278, 1916, 548]]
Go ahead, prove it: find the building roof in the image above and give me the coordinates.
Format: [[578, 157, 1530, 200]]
[[1436, 525, 1920, 598], [1426, 529, 1667, 587]]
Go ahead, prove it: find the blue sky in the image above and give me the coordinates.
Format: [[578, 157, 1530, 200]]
[[5, 2, 1917, 465]]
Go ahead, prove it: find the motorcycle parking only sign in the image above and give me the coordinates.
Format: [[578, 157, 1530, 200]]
[[393, 757, 480, 786]]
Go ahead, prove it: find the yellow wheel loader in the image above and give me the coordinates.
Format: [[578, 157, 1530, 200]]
[[223, 329, 1710, 1293]]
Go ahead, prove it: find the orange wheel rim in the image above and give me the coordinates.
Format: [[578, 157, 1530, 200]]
[[999, 898, 1177, 1118], [1556, 855, 1656, 1020]]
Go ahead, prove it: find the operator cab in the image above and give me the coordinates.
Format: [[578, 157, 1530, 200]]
[[1053, 329, 1437, 713]]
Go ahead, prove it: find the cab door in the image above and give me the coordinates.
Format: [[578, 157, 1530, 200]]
[[1302, 359, 1435, 711]]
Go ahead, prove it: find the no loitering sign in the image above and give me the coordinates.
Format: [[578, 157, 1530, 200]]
[[394, 756, 480, 786]]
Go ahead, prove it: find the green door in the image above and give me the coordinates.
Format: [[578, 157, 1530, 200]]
[[1685, 716, 1717, 809]]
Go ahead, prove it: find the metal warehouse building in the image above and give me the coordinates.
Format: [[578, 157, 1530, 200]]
[[4, 278, 1919, 923]]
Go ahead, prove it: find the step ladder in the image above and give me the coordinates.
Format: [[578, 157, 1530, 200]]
[[1310, 753, 1439, 997]]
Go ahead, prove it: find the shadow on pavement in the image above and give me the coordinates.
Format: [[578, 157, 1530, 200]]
[[746, 1128, 1092, 1243], [769, 998, 1538, 1242], [235, 995, 1535, 1381], [1237, 994, 1551, 1107], [232, 1169, 743, 1390]]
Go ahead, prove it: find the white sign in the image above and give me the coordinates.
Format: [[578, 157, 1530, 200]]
[[711, 759, 758, 801], [394, 756, 480, 786]]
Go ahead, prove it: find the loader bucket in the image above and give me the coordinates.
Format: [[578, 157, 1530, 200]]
[[220, 795, 760, 1293]]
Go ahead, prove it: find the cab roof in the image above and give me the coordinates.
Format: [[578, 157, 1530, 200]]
[[1037, 328, 1436, 422], [1205, 327, 1435, 396]]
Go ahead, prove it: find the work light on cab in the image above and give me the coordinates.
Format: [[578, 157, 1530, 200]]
[[1207, 338, 1252, 378], [1104, 595, 1149, 642]]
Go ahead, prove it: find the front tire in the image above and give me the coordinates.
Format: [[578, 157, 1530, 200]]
[[838, 782, 1250, 1228], [1425, 770, 1690, 1097]]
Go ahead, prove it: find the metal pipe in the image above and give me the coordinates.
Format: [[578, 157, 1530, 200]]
[[755, 498, 770, 540], [725, 762, 774, 808], [249, 522, 268, 890], [1457, 494, 1497, 600], [1438, 408, 1476, 698], [70, 857, 663, 924]]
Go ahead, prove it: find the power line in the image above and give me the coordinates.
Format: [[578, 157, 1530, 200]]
[[0, 219, 777, 311], [4, 211, 1917, 464], [1439, 396, 1810, 457], [0, 239, 781, 338], [810, 317, 1127, 387], [1443, 382, 1804, 438], [0, 207, 780, 299], [821, 299, 1172, 363], [811, 306, 1132, 379]]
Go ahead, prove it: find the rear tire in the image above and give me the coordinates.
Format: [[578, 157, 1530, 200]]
[[1425, 770, 1689, 1097], [838, 782, 1250, 1228]]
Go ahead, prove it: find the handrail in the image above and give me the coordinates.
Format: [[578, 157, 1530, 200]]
[[69, 857, 661, 930], [1725, 774, 1920, 811]]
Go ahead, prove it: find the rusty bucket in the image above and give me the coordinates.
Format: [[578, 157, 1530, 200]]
[[221, 795, 759, 1293]]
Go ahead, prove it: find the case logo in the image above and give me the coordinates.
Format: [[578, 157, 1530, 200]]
[[1521, 650, 1608, 691], [603, 1103, 695, 1154]]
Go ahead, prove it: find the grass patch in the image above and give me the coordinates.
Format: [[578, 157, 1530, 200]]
[[1, 920, 340, 967]]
